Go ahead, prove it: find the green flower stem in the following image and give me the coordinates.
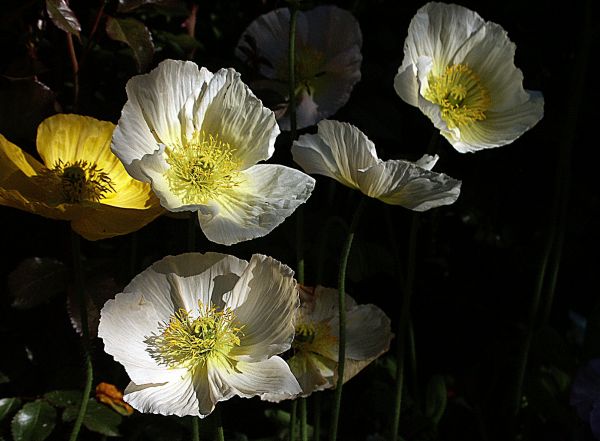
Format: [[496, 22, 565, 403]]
[[300, 398, 308, 441], [215, 407, 225, 441], [329, 196, 366, 441], [313, 393, 321, 441], [288, 5, 298, 137], [391, 213, 419, 441], [290, 400, 298, 441], [68, 231, 93, 441], [191, 418, 200, 441]]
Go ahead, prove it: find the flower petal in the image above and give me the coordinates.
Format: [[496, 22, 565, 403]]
[[344, 304, 392, 360], [124, 372, 199, 417], [36, 114, 116, 169], [112, 60, 210, 180], [199, 68, 278, 169], [356, 159, 461, 211], [292, 120, 379, 189], [197, 164, 314, 245], [227, 254, 298, 361]]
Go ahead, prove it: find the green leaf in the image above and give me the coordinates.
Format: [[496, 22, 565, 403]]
[[43, 390, 81, 408], [105, 17, 154, 72], [0, 372, 9, 384], [63, 399, 122, 437], [0, 398, 21, 422], [11, 400, 56, 441], [45, 0, 81, 38], [8, 257, 68, 309], [425, 374, 447, 425]]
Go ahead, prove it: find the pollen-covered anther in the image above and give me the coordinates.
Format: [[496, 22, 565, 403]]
[[147, 302, 243, 371], [39, 159, 115, 203], [424, 63, 491, 129], [165, 133, 241, 205]]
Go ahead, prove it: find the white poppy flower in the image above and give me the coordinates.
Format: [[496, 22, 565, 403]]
[[98, 252, 302, 417], [292, 120, 461, 211], [264, 285, 392, 401], [394, 2, 544, 153], [111, 59, 315, 245], [235, 5, 362, 130]]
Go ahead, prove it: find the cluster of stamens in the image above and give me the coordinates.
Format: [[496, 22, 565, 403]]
[[37, 159, 114, 204], [146, 302, 243, 371], [424, 63, 491, 129], [164, 132, 241, 205]]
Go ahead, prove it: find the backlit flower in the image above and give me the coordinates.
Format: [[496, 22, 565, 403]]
[[394, 2, 544, 152], [0, 114, 163, 240], [98, 252, 301, 417], [235, 5, 362, 130], [265, 285, 392, 401], [292, 120, 461, 211], [111, 59, 315, 245]]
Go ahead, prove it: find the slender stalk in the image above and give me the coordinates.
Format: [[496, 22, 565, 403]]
[[329, 197, 366, 441], [68, 231, 93, 441], [290, 400, 298, 441], [300, 398, 308, 441], [391, 213, 419, 441], [191, 418, 199, 441], [313, 393, 321, 441], [66, 33, 79, 110], [407, 318, 419, 410], [215, 407, 225, 441], [288, 6, 298, 137]]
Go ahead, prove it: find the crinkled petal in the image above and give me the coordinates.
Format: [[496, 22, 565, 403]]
[[446, 91, 544, 152], [99, 292, 186, 385], [197, 164, 315, 245], [356, 159, 461, 211], [226, 254, 298, 361], [112, 60, 210, 180], [216, 357, 301, 399], [124, 372, 199, 417], [345, 304, 392, 360], [292, 120, 379, 189], [200, 68, 278, 169]]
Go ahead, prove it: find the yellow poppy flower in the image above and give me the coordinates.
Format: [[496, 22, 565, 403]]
[[0, 114, 163, 240]]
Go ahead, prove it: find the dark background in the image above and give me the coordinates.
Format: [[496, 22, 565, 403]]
[[0, 0, 597, 440]]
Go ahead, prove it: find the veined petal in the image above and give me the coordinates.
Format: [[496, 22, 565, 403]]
[[199, 68, 278, 169], [214, 357, 301, 399], [36, 114, 116, 170], [197, 164, 315, 246], [292, 120, 379, 189], [227, 254, 298, 361], [112, 60, 210, 180], [345, 304, 392, 360], [124, 373, 199, 417], [448, 91, 544, 152], [99, 292, 186, 385], [356, 159, 461, 211]]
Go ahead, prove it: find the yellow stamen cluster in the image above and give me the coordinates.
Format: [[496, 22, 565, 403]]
[[38, 159, 114, 203], [146, 302, 243, 371], [290, 47, 326, 96], [424, 63, 491, 129], [164, 132, 241, 205], [292, 320, 337, 355]]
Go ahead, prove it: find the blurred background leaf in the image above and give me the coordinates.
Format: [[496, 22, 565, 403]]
[[11, 400, 56, 441], [8, 257, 68, 309], [105, 17, 154, 72], [45, 0, 81, 38]]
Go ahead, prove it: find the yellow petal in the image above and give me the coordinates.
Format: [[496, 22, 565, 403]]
[[36, 114, 117, 171]]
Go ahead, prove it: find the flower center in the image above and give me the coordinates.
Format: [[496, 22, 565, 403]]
[[146, 302, 243, 370], [424, 64, 491, 129], [38, 159, 114, 203], [164, 132, 241, 205], [291, 47, 326, 96], [294, 323, 317, 346]]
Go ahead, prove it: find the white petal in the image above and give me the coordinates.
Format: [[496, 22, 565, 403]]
[[112, 60, 210, 180], [98, 292, 185, 385], [345, 304, 392, 360], [215, 357, 301, 398], [356, 159, 461, 211], [448, 91, 544, 152], [415, 154, 439, 171], [199, 68, 278, 169], [124, 372, 200, 417], [302, 285, 357, 323], [197, 164, 315, 245], [227, 254, 298, 361], [394, 62, 420, 108], [292, 120, 379, 189], [278, 91, 320, 131]]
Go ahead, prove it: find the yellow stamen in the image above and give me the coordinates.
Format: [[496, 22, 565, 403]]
[[292, 320, 337, 354], [164, 132, 241, 205], [424, 64, 491, 129], [146, 302, 243, 371], [37, 159, 114, 203]]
